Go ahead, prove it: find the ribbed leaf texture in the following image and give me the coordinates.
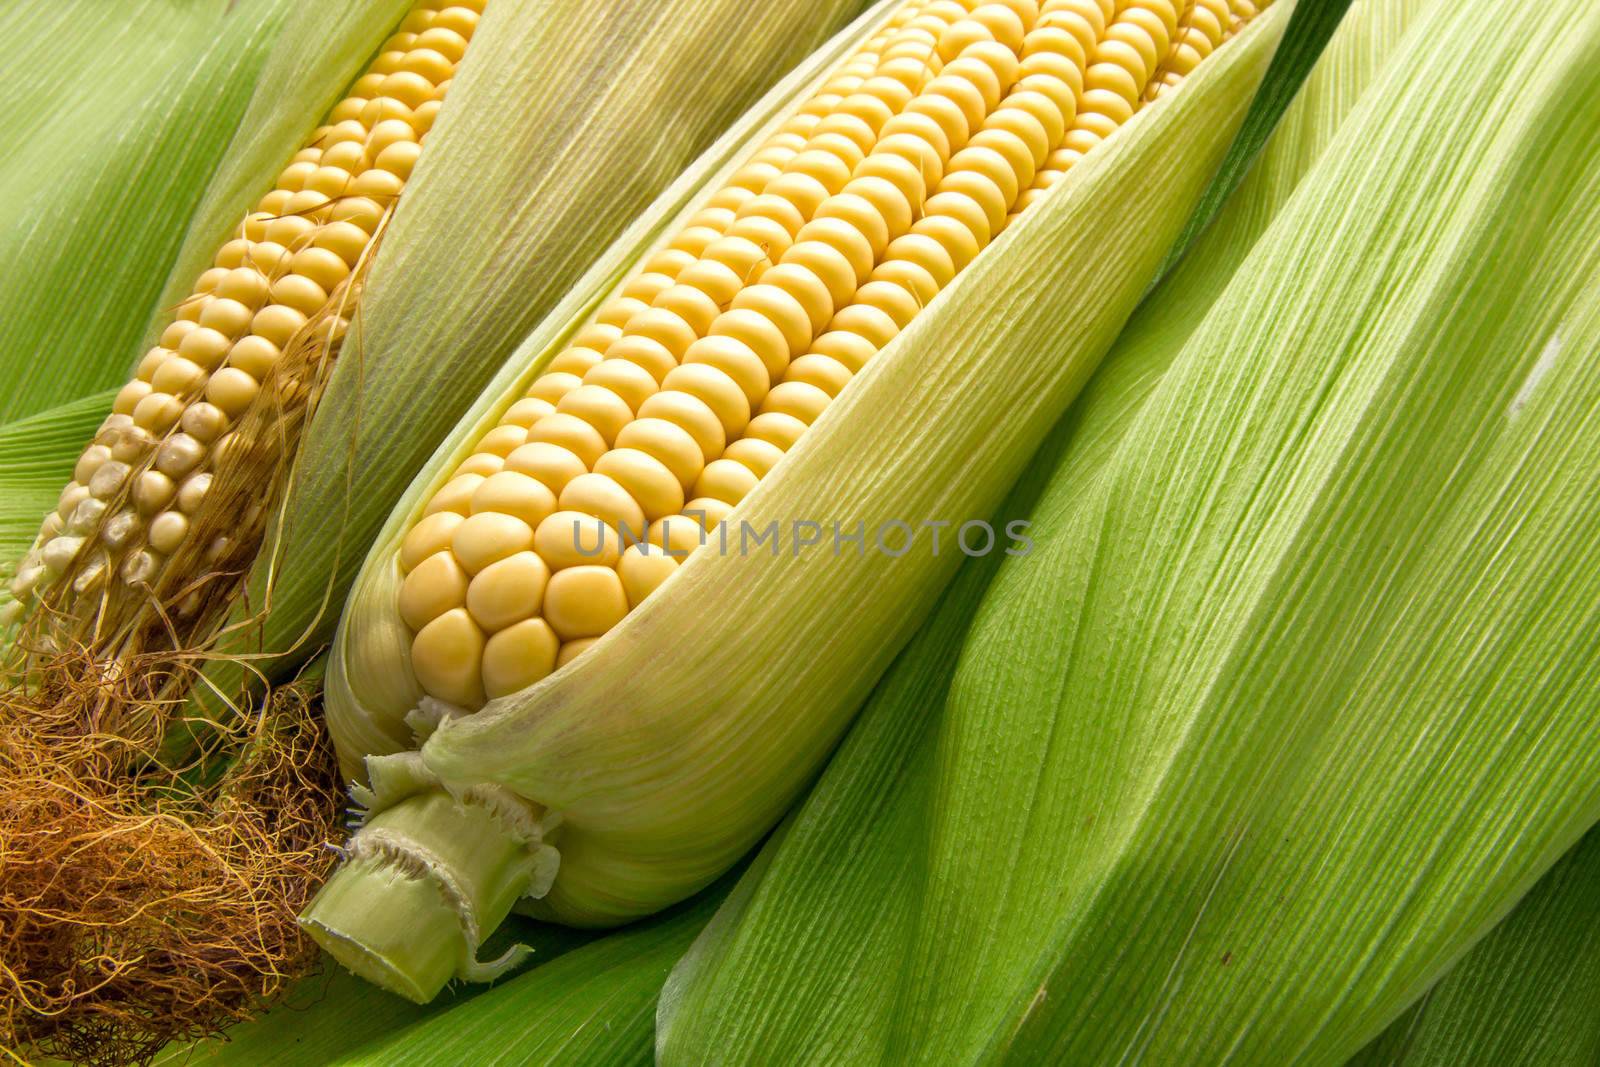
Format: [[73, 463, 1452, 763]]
[[1349, 826, 1600, 1066], [659, 0, 1600, 1063], [0, 0, 311, 422], [658, 0, 1417, 1057]]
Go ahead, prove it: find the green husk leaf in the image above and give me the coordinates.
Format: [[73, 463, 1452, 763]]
[[1158, 0, 1359, 275], [657, 0, 1415, 1059], [1349, 825, 1600, 1066], [0, 0, 311, 422], [341, 875, 738, 1066], [196, 0, 868, 704], [153, 920, 594, 1066], [906, 1, 1600, 1061]]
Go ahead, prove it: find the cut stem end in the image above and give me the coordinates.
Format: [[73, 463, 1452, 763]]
[[299, 788, 547, 1003]]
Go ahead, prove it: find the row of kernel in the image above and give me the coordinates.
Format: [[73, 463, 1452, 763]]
[[394, 2, 1044, 706], [9, 0, 477, 609]]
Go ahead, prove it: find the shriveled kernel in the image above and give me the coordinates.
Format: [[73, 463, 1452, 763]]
[[398, 551, 470, 630], [176, 472, 213, 513], [541, 565, 628, 641], [67, 497, 108, 535], [180, 402, 227, 442], [74, 445, 112, 485], [132, 470, 176, 518], [56, 484, 90, 520], [465, 551, 551, 632]]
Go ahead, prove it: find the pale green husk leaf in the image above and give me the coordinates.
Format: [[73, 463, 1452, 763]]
[[0, 0, 311, 422]]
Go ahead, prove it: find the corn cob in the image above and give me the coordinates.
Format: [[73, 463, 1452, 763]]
[[390, 0, 1262, 709], [311, 0, 1289, 1001], [3, 0, 482, 657]]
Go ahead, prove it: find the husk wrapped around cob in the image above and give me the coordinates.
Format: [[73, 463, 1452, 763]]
[[311, 0, 1293, 1002]]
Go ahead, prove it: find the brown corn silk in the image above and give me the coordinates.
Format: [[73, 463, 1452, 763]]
[[0, 1, 479, 1059]]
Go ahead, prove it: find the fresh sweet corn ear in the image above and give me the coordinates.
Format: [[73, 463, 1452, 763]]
[[391, 0, 1259, 710], [310, 0, 1289, 1002], [4, 0, 480, 659]]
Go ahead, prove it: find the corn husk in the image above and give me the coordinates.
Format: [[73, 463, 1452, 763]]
[[660, 0, 1600, 1062], [1349, 825, 1600, 1066], [0, 0, 302, 424], [657, 0, 1421, 1059]]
